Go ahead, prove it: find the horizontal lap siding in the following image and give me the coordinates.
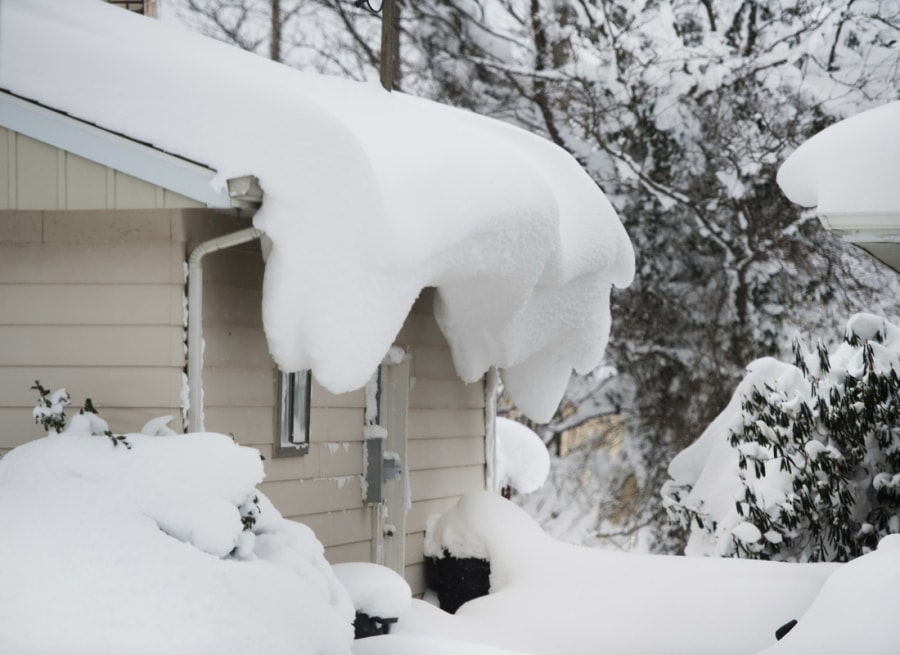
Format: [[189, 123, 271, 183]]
[[399, 289, 487, 595], [0, 143, 490, 595], [0, 208, 189, 455], [195, 225, 375, 562]]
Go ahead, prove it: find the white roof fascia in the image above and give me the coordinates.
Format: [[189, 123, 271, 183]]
[[0, 91, 231, 208], [819, 212, 900, 243]]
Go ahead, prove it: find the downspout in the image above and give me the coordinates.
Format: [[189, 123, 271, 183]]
[[484, 366, 500, 492], [186, 175, 264, 433]]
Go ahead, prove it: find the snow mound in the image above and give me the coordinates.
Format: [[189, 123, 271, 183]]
[[0, 433, 354, 655], [332, 562, 412, 620], [756, 536, 900, 655], [0, 0, 634, 422], [419, 492, 835, 654], [495, 417, 550, 494], [777, 101, 900, 214]]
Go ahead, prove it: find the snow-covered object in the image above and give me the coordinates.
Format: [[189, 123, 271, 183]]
[[417, 492, 835, 654], [777, 101, 900, 214], [140, 415, 178, 436], [61, 410, 110, 436], [0, 0, 634, 422], [495, 417, 550, 494], [0, 433, 354, 655], [664, 357, 810, 557], [664, 313, 900, 560], [332, 562, 412, 620], [755, 535, 900, 655]]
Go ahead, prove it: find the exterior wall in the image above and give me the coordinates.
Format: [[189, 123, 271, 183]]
[[0, 127, 488, 597], [0, 208, 190, 454], [398, 289, 487, 594], [0, 127, 203, 211]]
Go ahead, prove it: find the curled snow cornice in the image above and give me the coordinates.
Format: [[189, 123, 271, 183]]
[[0, 0, 634, 421]]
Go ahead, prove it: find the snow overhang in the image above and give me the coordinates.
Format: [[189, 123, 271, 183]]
[[777, 101, 900, 273], [0, 91, 231, 209], [0, 0, 635, 421]]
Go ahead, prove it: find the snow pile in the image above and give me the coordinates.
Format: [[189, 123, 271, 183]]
[[495, 417, 550, 494], [412, 492, 835, 655], [0, 0, 634, 422], [663, 313, 900, 561], [757, 535, 900, 655], [332, 562, 412, 620], [777, 101, 900, 214], [0, 432, 354, 655]]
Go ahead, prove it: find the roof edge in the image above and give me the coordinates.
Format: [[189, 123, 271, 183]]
[[0, 90, 231, 208]]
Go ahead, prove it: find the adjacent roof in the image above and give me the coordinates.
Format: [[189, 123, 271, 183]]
[[777, 101, 900, 273], [0, 0, 634, 421]]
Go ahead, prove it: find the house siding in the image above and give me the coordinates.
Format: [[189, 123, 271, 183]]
[[0, 129, 488, 598], [400, 289, 487, 594], [0, 128, 203, 210], [0, 208, 188, 453]]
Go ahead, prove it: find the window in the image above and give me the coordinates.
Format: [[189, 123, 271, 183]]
[[276, 370, 311, 456]]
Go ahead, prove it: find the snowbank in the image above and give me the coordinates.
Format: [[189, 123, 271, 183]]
[[756, 536, 900, 655], [416, 492, 834, 655], [0, 433, 354, 655], [777, 101, 900, 214], [0, 0, 634, 421], [495, 417, 550, 494]]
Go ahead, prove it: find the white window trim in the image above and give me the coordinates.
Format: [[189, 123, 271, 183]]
[[276, 370, 310, 457]]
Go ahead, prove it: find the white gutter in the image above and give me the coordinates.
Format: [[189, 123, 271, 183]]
[[186, 225, 263, 432]]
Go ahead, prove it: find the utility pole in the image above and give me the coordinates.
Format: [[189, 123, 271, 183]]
[[379, 0, 398, 91], [270, 0, 282, 62]]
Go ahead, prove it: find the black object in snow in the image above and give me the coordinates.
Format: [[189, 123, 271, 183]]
[[354, 611, 398, 639], [775, 619, 798, 641], [424, 550, 491, 614]]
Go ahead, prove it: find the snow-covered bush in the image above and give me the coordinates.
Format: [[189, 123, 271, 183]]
[[31, 380, 70, 434], [663, 314, 900, 562], [0, 430, 354, 654], [495, 417, 550, 498]]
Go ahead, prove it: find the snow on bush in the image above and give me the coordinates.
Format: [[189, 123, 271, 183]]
[[663, 314, 900, 562], [495, 417, 550, 495], [0, 431, 354, 655]]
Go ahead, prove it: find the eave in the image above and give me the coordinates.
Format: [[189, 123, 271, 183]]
[[0, 90, 231, 209], [818, 211, 900, 274]]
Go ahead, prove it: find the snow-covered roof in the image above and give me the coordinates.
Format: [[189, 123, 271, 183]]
[[0, 0, 634, 421], [777, 101, 900, 222]]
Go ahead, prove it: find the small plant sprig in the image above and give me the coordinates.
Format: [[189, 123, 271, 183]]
[[103, 430, 132, 450]]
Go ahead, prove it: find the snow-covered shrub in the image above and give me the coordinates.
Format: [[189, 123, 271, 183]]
[[663, 314, 900, 562], [0, 430, 354, 654], [31, 380, 70, 433], [495, 417, 550, 498]]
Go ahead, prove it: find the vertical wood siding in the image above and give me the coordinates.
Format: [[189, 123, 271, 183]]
[[0, 128, 203, 211]]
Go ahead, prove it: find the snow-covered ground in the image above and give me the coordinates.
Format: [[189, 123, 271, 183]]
[[5, 430, 899, 655]]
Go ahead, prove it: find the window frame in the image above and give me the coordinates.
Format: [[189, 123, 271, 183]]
[[275, 370, 311, 457]]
